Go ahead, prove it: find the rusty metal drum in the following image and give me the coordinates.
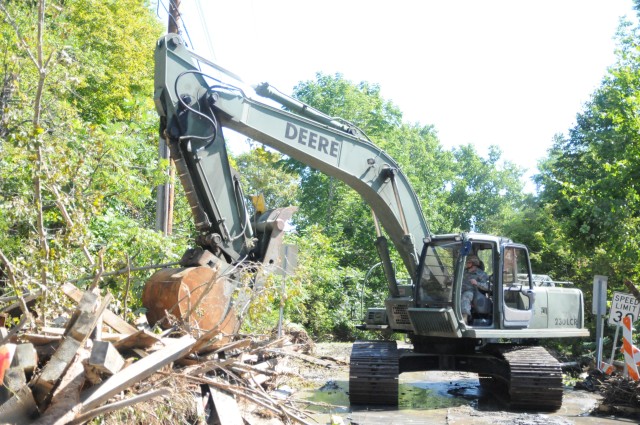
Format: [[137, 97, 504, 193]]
[[142, 266, 238, 334]]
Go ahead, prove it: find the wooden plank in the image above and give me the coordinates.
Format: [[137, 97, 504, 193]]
[[10, 343, 37, 374], [112, 329, 160, 351], [32, 337, 82, 405], [67, 310, 103, 342], [42, 327, 124, 342], [1, 367, 26, 404], [32, 292, 111, 407], [88, 341, 124, 376], [80, 335, 196, 412], [0, 385, 38, 424], [62, 283, 137, 335], [62, 290, 99, 338], [31, 347, 89, 425], [208, 385, 244, 425], [21, 333, 62, 346]]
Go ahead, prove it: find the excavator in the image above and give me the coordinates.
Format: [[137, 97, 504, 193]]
[[147, 33, 589, 411]]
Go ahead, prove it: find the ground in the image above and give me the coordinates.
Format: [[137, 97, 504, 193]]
[[284, 343, 638, 425]]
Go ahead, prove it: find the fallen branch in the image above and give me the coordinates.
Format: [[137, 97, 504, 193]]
[[181, 374, 315, 425], [69, 388, 170, 425], [69, 261, 182, 284]]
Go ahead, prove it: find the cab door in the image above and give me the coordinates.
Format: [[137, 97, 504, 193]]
[[500, 244, 535, 328]]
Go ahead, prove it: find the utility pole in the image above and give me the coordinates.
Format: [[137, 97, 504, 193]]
[[167, 0, 182, 34], [156, 0, 181, 235]]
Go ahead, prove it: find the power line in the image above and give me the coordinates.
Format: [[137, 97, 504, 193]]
[[194, 0, 217, 60]]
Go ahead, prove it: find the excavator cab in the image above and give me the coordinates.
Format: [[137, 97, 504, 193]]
[[412, 234, 536, 331], [500, 244, 536, 328]]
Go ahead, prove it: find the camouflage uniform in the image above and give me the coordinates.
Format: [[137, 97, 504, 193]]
[[461, 268, 489, 315]]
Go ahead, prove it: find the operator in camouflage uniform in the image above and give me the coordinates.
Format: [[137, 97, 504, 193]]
[[461, 255, 489, 324]]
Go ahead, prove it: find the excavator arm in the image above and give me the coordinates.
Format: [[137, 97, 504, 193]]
[[154, 34, 431, 280]]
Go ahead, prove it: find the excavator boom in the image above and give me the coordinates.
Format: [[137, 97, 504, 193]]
[[154, 34, 429, 279]]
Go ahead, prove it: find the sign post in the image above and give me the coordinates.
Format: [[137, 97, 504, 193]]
[[593, 275, 608, 371]]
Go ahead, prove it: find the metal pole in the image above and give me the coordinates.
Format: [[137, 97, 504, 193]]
[[277, 253, 288, 338], [609, 324, 620, 367], [595, 281, 605, 370]]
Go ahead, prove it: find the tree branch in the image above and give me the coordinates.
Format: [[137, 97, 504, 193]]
[[0, 249, 35, 327], [0, 2, 40, 69]]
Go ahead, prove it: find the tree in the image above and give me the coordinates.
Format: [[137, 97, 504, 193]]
[[447, 144, 525, 234], [535, 16, 640, 285], [0, 1, 175, 322], [233, 146, 299, 213]]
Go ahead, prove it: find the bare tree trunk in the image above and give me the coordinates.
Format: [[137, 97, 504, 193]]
[[32, 1, 53, 325]]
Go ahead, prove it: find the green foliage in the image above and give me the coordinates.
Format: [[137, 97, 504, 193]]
[[499, 197, 577, 279], [284, 226, 365, 341], [61, 0, 163, 123], [535, 17, 640, 287], [447, 145, 525, 234], [233, 146, 299, 213], [0, 1, 176, 319]]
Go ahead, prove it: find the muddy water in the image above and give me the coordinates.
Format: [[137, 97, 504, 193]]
[[300, 371, 636, 425]]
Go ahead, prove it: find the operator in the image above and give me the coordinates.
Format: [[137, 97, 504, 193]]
[[461, 255, 489, 324]]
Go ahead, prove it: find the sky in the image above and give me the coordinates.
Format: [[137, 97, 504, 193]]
[[162, 0, 637, 191]]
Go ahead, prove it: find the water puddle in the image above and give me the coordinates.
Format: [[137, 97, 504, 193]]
[[301, 371, 482, 412], [297, 368, 625, 424]]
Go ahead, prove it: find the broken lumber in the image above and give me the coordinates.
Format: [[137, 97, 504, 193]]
[[31, 347, 89, 425], [62, 283, 137, 335], [32, 291, 111, 407], [0, 384, 38, 424], [112, 329, 160, 351], [20, 333, 62, 346], [11, 343, 38, 374], [87, 341, 125, 378], [206, 385, 244, 425], [32, 337, 82, 405], [80, 334, 196, 412], [42, 326, 124, 343]]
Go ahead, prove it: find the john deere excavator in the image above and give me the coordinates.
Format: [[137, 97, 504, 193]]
[[148, 33, 589, 411]]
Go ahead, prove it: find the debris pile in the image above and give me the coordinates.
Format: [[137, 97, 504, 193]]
[[595, 374, 640, 417], [0, 283, 334, 424]]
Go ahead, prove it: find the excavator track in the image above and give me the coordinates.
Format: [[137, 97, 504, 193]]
[[492, 345, 564, 411], [348, 340, 399, 405]]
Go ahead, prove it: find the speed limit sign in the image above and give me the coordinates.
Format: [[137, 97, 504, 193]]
[[609, 291, 640, 326]]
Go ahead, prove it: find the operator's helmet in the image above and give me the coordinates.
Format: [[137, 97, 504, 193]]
[[466, 255, 480, 266]]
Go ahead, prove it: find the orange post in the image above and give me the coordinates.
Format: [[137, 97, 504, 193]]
[[622, 316, 639, 380]]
